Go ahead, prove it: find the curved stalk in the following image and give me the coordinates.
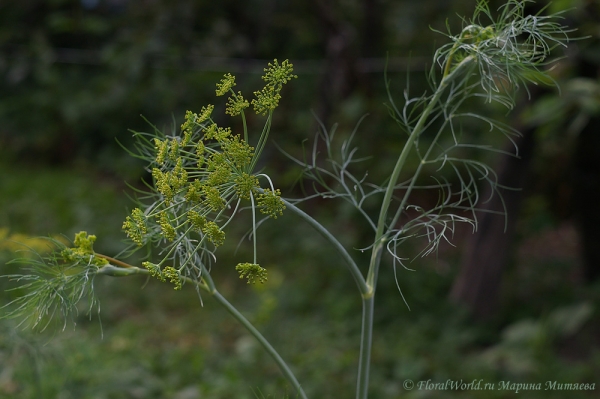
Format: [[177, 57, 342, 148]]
[[282, 199, 368, 296], [211, 290, 308, 399], [97, 258, 308, 399]]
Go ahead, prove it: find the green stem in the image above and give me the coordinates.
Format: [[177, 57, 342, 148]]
[[388, 56, 475, 233], [211, 290, 308, 399], [192, 261, 308, 398], [282, 199, 368, 296], [97, 259, 307, 399], [250, 192, 258, 264], [281, 200, 375, 399], [251, 112, 273, 171], [354, 241, 382, 399], [367, 55, 475, 288], [96, 254, 137, 269], [356, 295, 374, 399], [355, 55, 475, 399], [241, 109, 249, 144], [97, 264, 149, 277]]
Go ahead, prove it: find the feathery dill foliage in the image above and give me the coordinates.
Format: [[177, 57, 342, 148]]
[[288, 0, 570, 280], [122, 59, 296, 289], [1, 232, 105, 331], [434, 0, 572, 103]]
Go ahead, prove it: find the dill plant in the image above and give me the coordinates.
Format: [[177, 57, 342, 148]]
[[1, 1, 572, 398]]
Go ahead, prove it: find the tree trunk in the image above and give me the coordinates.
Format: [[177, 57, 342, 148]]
[[449, 125, 536, 318]]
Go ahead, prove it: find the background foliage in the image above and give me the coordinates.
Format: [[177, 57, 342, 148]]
[[1, 0, 599, 398]]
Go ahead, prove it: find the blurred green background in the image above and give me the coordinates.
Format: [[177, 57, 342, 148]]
[[1, 0, 599, 398]]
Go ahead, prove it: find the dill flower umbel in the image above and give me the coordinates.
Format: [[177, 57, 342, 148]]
[[252, 59, 297, 115], [61, 231, 109, 267], [216, 73, 236, 96], [236, 262, 268, 284], [226, 92, 250, 116], [122, 208, 147, 246], [257, 189, 286, 219], [122, 59, 296, 288]]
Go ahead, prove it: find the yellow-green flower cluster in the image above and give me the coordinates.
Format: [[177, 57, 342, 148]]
[[181, 207, 226, 246], [142, 262, 183, 290], [204, 124, 232, 142], [123, 60, 295, 289], [142, 262, 182, 290], [218, 60, 296, 116], [252, 87, 281, 116], [152, 160, 188, 205], [154, 138, 169, 165], [163, 266, 183, 290], [61, 231, 108, 267], [169, 138, 180, 161], [226, 92, 249, 116], [122, 208, 147, 246], [222, 135, 253, 169], [185, 179, 203, 203], [73, 231, 96, 252], [196, 141, 206, 168], [143, 261, 165, 281], [158, 212, 176, 241], [205, 162, 232, 187], [257, 189, 286, 219], [197, 105, 214, 123], [252, 59, 297, 116], [202, 184, 226, 211], [180, 106, 214, 144], [202, 221, 225, 247], [234, 173, 259, 200], [187, 210, 206, 232], [235, 262, 268, 284], [216, 73, 236, 96], [262, 59, 297, 90]]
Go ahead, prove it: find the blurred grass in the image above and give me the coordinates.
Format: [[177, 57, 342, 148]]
[[1, 164, 599, 398], [0, 162, 130, 254]]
